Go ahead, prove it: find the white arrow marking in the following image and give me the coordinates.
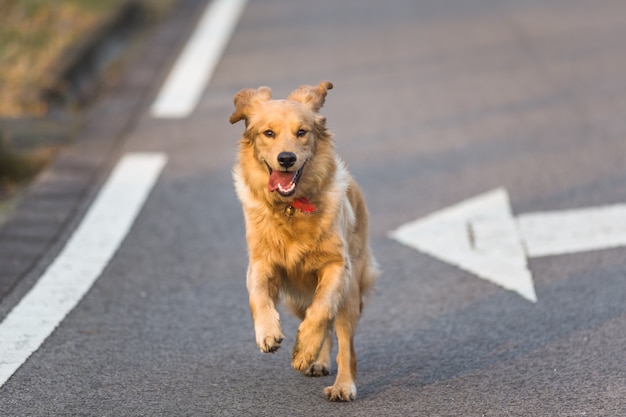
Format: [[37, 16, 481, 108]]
[[389, 188, 536, 302], [389, 188, 626, 303], [518, 204, 626, 257]]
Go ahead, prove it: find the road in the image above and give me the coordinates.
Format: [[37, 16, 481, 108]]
[[1, 0, 626, 415]]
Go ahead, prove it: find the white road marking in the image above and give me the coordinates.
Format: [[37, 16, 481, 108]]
[[389, 188, 626, 303], [389, 189, 536, 303], [150, 0, 248, 118], [518, 204, 626, 257], [0, 153, 167, 387]]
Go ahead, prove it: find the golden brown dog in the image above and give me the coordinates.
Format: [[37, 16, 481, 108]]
[[230, 81, 379, 401]]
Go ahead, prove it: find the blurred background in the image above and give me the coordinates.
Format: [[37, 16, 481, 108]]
[[0, 0, 174, 201]]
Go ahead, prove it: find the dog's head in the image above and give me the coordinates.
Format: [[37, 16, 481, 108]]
[[230, 81, 333, 198]]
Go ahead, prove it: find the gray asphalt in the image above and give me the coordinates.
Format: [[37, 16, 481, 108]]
[[1, 0, 626, 415]]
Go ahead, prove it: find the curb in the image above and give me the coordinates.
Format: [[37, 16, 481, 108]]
[[0, 0, 201, 303], [0, 0, 148, 194], [41, 0, 145, 112], [0, 1, 146, 151]]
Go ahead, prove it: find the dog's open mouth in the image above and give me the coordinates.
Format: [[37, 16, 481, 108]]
[[266, 163, 303, 197]]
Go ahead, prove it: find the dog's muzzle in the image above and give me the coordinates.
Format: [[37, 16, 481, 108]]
[[266, 161, 304, 197]]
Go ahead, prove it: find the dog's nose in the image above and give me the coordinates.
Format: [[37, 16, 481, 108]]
[[277, 152, 297, 168]]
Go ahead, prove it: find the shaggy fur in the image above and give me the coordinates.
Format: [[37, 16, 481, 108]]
[[230, 81, 379, 401]]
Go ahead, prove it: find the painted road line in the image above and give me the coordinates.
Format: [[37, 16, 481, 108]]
[[0, 153, 167, 388], [389, 188, 626, 303], [150, 0, 248, 118], [518, 204, 626, 257], [389, 189, 536, 303]]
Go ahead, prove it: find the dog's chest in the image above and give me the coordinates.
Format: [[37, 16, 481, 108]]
[[249, 210, 342, 270]]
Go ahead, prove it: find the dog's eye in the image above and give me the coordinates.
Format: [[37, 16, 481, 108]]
[[263, 130, 275, 138], [296, 129, 307, 138]]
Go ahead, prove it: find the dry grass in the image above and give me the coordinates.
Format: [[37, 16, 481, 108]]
[[0, 0, 122, 117], [0, 0, 177, 202]]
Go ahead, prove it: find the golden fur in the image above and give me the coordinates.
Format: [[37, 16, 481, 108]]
[[230, 81, 379, 401]]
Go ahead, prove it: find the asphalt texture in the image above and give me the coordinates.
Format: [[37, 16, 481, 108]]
[[1, 0, 626, 415]]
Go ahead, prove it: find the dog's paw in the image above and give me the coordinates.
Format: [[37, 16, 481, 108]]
[[291, 347, 316, 371], [256, 331, 284, 353], [324, 383, 356, 402], [291, 322, 326, 371], [254, 316, 284, 353], [291, 337, 322, 372], [304, 362, 330, 377]]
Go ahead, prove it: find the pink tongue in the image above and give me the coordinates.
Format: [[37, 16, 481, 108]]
[[268, 170, 296, 192]]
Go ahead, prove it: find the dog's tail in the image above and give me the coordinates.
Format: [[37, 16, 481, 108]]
[[359, 253, 380, 313]]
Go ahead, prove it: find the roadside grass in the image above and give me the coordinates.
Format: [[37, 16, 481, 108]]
[[0, 0, 128, 205], [0, 0, 176, 208], [0, 0, 123, 117]]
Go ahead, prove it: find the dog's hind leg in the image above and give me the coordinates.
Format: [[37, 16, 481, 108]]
[[324, 288, 360, 401]]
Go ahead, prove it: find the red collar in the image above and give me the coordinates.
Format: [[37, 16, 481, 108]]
[[290, 197, 316, 213]]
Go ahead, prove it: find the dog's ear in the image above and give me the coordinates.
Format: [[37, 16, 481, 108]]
[[229, 86, 272, 124], [287, 81, 333, 112]]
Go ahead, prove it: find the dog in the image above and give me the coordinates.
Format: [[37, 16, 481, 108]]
[[230, 81, 379, 401]]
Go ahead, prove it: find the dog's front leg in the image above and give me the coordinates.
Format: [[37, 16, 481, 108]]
[[247, 262, 283, 353], [292, 262, 346, 371]]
